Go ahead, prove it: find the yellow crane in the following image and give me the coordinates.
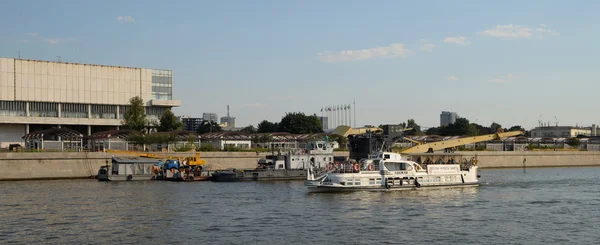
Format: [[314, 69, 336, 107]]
[[139, 152, 207, 166], [105, 149, 206, 166], [399, 129, 523, 153]]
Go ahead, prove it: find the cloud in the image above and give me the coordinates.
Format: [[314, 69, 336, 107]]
[[479, 24, 559, 39], [447, 76, 459, 81], [419, 40, 435, 52], [21, 33, 75, 45], [242, 103, 266, 109], [489, 73, 517, 83], [317, 43, 409, 62], [43, 37, 76, 45], [116, 16, 135, 22], [443, 36, 471, 46]]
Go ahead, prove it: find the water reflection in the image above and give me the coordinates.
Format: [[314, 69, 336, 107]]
[[1, 167, 599, 244]]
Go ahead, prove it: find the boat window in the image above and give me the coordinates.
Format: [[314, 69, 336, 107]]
[[318, 144, 323, 149], [384, 154, 390, 159], [369, 179, 375, 185], [384, 162, 407, 171]]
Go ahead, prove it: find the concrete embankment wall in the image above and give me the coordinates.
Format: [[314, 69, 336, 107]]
[[0, 151, 351, 180], [0, 152, 110, 181], [3, 151, 599, 181], [455, 151, 600, 168]]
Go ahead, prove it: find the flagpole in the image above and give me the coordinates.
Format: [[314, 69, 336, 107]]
[[353, 99, 356, 128]]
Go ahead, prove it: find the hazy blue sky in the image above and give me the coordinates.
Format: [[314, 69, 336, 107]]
[[1, 0, 599, 130]]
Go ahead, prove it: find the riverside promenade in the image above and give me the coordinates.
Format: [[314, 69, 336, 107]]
[[1, 151, 600, 180]]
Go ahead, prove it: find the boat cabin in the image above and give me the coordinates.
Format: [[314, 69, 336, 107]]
[[110, 157, 159, 176]]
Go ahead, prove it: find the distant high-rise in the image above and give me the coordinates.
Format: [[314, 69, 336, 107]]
[[182, 117, 203, 132], [319, 116, 329, 130], [440, 111, 459, 126], [202, 113, 218, 123], [220, 116, 236, 128]]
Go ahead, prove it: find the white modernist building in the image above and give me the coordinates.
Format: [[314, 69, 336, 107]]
[[0, 58, 181, 147]]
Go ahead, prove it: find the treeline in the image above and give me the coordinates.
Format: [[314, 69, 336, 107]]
[[241, 112, 324, 134], [390, 118, 527, 137]]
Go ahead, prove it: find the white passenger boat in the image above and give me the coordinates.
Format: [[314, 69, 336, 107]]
[[305, 151, 479, 192]]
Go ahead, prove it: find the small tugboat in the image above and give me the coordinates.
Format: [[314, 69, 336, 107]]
[[304, 151, 479, 192], [211, 140, 336, 182]]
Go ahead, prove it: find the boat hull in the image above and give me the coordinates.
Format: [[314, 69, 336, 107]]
[[307, 183, 479, 193], [211, 169, 313, 182], [98, 174, 155, 181]]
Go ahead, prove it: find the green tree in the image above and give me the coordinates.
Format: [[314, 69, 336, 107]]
[[566, 137, 581, 147], [442, 118, 477, 136], [257, 120, 279, 133], [122, 96, 147, 131], [197, 121, 222, 134], [490, 122, 502, 133], [158, 109, 183, 132], [506, 125, 524, 132], [240, 125, 257, 134], [425, 127, 441, 135], [406, 119, 423, 136], [278, 112, 324, 134]]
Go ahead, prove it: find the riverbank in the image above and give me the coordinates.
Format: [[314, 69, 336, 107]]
[[2, 151, 600, 181]]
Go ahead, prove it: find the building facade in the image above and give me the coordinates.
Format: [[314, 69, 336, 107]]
[[440, 111, 459, 127], [319, 116, 328, 130], [530, 126, 591, 138], [202, 113, 218, 123], [0, 58, 181, 147], [182, 117, 203, 132]]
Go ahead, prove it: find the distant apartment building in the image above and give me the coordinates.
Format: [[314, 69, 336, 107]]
[[220, 116, 236, 128], [440, 111, 459, 127], [182, 117, 203, 132], [530, 126, 591, 138], [319, 116, 328, 130], [202, 113, 218, 123]]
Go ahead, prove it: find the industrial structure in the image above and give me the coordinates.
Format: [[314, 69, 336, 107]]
[[0, 58, 181, 147], [220, 105, 236, 129], [440, 111, 459, 126], [530, 125, 593, 138]]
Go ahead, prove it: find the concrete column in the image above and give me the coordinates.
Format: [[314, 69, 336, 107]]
[[57, 125, 61, 141], [87, 125, 91, 136], [57, 103, 62, 118], [88, 104, 92, 118], [25, 102, 30, 117], [25, 124, 29, 134], [116, 106, 120, 119]]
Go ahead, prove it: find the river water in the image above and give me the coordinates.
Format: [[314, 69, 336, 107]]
[[1, 167, 599, 245]]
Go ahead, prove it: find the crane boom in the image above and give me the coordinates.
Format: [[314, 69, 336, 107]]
[[400, 130, 523, 153]]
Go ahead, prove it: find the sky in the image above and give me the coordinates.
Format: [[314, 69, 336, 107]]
[[1, 0, 600, 130]]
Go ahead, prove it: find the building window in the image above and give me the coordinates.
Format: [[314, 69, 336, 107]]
[[0, 101, 26, 117], [62, 103, 88, 118], [146, 106, 167, 122], [30, 102, 58, 117], [152, 69, 173, 100], [91, 105, 117, 119]]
